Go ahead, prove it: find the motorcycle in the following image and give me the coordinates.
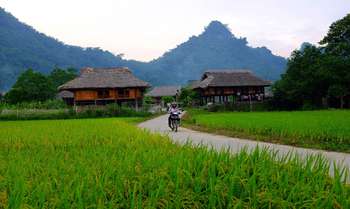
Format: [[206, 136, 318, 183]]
[[169, 111, 180, 132]]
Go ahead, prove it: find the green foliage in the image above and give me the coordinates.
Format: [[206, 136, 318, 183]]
[[141, 96, 153, 111], [272, 46, 325, 109], [179, 87, 200, 107], [0, 99, 67, 110], [328, 84, 348, 109], [4, 69, 56, 104], [0, 109, 72, 120], [142, 96, 153, 105], [161, 96, 174, 104], [272, 15, 350, 109], [0, 104, 151, 121], [104, 104, 151, 117], [48, 67, 77, 89], [4, 67, 78, 104], [320, 13, 350, 58], [184, 110, 350, 152], [0, 119, 349, 208], [205, 102, 271, 112]]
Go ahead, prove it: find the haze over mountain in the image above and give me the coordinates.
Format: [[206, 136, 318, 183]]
[[0, 7, 286, 91]]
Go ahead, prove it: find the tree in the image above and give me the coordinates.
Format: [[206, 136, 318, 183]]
[[328, 84, 348, 108], [320, 13, 350, 58], [5, 69, 55, 104], [272, 45, 329, 109], [319, 14, 350, 108], [179, 87, 200, 107], [48, 67, 77, 90], [161, 96, 175, 105], [272, 13, 350, 110]]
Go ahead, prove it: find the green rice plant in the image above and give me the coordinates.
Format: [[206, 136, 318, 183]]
[[0, 118, 349, 208], [184, 109, 350, 152]]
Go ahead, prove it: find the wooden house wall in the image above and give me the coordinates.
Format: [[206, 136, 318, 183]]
[[74, 88, 143, 101], [75, 90, 97, 100], [202, 86, 264, 96]]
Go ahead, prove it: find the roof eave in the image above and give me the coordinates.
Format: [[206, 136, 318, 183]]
[[58, 85, 150, 91]]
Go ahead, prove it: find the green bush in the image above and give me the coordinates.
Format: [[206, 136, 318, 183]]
[[0, 99, 67, 110], [0, 109, 71, 120], [179, 87, 200, 107], [142, 96, 153, 110], [205, 102, 271, 112], [0, 104, 152, 121], [161, 96, 174, 104]]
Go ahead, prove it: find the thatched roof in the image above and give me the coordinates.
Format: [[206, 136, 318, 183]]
[[58, 67, 150, 90], [146, 86, 181, 97], [192, 70, 271, 89], [57, 90, 74, 99], [188, 80, 201, 89]]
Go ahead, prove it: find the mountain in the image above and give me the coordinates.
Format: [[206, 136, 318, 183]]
[[133, 21, 286, 86], [0, 7, 124, 90], [0, 8, 287, 91]]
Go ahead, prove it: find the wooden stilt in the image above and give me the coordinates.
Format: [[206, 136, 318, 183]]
[[73, 99, 77, 113], [135, 99, 139, 111]]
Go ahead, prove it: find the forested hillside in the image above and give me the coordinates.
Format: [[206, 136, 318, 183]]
[[0, 8, 124, 90], [0, 8, 286, 91]]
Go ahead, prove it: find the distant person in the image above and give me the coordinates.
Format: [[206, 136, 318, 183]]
[[168, 102, 180, 128]]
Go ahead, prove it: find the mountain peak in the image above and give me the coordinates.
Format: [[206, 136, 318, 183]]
[[202, 20, 234, 39]]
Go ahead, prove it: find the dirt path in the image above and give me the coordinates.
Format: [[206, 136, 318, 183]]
[[138, 113, 350, 178]]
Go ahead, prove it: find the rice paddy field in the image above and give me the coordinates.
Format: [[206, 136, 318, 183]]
[[184, 110, 350, 152], [0, 118, 350, 208]]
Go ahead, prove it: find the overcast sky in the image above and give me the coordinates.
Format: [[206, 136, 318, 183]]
[[1, 0, 349, 61]]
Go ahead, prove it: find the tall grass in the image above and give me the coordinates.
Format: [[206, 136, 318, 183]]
[[184, 109, 350, 152], [0, 99, 67, 110], [0, 104, 151, 121], [0, 119, 349, 208]]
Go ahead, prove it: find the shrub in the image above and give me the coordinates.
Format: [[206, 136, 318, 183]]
[[179, 87, 200, 107], [0, 104, 152, 121], [205, 102, 271, 112], [0, 99, 67, 110], [161, 96, 174, 104]]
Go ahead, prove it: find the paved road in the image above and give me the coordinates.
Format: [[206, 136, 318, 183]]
[[138, 113, 350, 179]]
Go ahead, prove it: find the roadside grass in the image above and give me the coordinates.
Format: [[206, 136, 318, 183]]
[[0, 106, 153, 121], [183, 109, 350, 152], [0, 118, 349, 208]]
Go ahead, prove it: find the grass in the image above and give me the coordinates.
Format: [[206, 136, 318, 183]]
[[183, 109, 350, 152], [0, 118, 349, 208], [0, 105, 152, 121]]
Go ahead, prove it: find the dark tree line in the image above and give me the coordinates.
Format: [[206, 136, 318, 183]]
[[272, 14, 350, 109], [4, 68, 77, 104]]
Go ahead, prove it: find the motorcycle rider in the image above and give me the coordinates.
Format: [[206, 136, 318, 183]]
[[168, 102, 180, 128]]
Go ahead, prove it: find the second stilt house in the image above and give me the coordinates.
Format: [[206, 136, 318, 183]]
[[191, 70, 271, 105]]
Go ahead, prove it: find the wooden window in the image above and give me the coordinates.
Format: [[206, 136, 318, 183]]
[[97, 89, 110, 98], [216, 88, 223, 95], [118, 89, 130, 98]]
